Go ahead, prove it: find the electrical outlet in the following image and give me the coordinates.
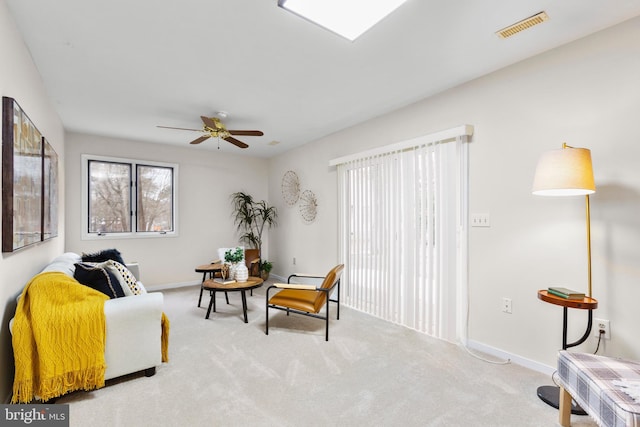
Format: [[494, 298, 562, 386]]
[[293, 257, 296, 265], [594, 318, 610, 340], [502, 297, 512, 314]]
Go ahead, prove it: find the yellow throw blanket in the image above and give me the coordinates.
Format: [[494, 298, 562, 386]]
[[12, 272, 109, 403], [161, 312, 170, 363], [11, 272, 171, 403]]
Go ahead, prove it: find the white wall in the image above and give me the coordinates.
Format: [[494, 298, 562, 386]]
[[2, 1, 638, 403], [268, 16, 640, 370], [64, 132, 269, 288], [0, 0, 66, 401]]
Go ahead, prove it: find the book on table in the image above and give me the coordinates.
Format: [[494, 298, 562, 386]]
[[214, 277, 236, 285], [547, 286, 585, 300]]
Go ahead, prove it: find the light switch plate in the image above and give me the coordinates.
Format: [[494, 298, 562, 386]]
[[471, 213, 490, 227]]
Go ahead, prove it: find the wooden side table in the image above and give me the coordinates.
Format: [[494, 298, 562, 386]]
[[195, 263, 224, 307], [537, 290, 598, 415], [537, 290, 598, 349]]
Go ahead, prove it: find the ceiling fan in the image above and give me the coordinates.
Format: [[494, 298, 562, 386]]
[[157, 115, 263, 149]]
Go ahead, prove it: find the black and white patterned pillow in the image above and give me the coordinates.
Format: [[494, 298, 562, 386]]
[[74, 262, 125, 298], [109, 261, 145, 295]]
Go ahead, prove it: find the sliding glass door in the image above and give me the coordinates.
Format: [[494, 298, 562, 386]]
[[336, 132, 469, 342]]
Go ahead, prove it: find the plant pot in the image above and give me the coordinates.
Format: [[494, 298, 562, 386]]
[[260, 271, 270, 281]]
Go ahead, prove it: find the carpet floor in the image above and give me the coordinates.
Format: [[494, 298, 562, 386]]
[[57, 282, 597, 426]]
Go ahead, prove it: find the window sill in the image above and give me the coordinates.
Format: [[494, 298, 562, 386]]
[[81, 231, 178, 241]]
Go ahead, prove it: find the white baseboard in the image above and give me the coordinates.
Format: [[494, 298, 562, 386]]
[[270, 274, 286, 283], [149, 280, 199, 291], [466, 339, 555, 376]]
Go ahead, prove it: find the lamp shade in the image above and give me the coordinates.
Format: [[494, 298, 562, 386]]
[[532, 145, 595, 196]]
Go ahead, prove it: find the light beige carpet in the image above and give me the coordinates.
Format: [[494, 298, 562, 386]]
[[57, 283, 597, 427]]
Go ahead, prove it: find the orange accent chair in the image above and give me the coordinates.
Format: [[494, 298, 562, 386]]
[[265, 264, 344, 341]]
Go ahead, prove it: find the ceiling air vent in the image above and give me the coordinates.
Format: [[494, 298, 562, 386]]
[[496, 11, 549, 39]]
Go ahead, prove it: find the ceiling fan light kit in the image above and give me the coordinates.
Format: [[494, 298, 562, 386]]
[[157, 115, 263, 149]]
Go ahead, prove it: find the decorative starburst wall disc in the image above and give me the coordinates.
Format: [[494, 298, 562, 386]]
[[281, 170, 300, 206], [299, 190, 317, 223]]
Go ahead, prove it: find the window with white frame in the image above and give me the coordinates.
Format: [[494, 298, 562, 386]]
[[82, 155, 178, 239]]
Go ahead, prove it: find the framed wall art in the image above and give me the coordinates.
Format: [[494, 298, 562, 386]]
[[42, 138, 58, 241], [2, 97, 44, 252]]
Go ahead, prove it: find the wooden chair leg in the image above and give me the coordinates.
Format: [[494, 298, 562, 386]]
[[559, 386, 572, 427]]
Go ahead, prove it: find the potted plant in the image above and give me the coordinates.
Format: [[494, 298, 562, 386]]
[[260, 260, 272, 280], [224, 247, 244, 264], [230, 192, 277, 269], [224, 247, 246, 280]]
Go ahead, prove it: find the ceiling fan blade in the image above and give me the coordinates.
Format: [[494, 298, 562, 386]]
[[224, 136, 249, 149], [190, 135, 211, 145], [157, 125, 202, 132], [200, 116, 222, 130], [228, 130, 264, 136]]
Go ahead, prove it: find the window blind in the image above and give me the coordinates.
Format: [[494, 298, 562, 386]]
[[333, 126, 471, 341]]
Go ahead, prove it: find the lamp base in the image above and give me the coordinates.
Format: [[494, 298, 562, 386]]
[[537, 385, 587, 415]]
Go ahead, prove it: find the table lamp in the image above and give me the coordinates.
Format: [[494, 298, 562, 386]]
[[532, 142, 596, 297]]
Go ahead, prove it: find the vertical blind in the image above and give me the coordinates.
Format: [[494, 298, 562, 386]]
[[332, 126, 471, 342]]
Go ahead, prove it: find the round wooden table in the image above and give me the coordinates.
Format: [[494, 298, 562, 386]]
[[203, 276, 264, 323], [195, 263, 223, 307]]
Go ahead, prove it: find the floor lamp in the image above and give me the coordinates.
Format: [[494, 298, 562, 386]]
[[532, 142, 596, 414], [532, 142, 596, 295]]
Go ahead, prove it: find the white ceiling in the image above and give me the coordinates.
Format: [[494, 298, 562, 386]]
[[6, 0, 640, 157]]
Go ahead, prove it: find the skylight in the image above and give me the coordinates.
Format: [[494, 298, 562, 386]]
[[278, 0, 408, 41]]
